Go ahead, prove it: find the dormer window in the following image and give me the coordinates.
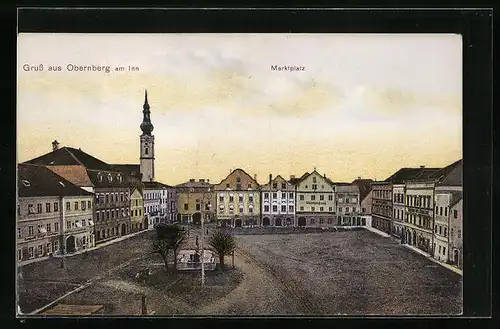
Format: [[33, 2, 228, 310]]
[[21, 180, 30, 187], [107, 173, 113, 182], [98, 172, 103, 182], [59, 181, 65, 187], [236, 177, 241, 183], [117, 174, 123, 183]]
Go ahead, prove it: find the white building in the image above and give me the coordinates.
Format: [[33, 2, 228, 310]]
[[392, 184, 406, 240], [260, 174, 296, 227], [335, 183, 361, 226], [143, 182, 163, 229]]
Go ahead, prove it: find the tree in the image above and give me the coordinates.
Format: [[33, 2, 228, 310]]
[[209, 229, 236, 270], [152, 238, 170, 270], [153, 223, 186, 271]]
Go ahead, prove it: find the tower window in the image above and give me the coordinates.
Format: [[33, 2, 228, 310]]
[[145, 147, 149, 155]]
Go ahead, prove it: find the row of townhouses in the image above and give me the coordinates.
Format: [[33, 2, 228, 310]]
[[371, 160, 463, 269], [17, 91, 462, 272]]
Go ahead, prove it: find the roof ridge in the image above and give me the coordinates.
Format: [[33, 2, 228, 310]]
[[64, 147, 84, 166]]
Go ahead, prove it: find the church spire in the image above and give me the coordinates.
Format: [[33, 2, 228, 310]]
[[140, 89, 154, 135]]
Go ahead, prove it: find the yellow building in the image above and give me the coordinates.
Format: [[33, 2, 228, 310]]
[[130, 187, 145, 232], [214, 169, 261, 227], [175, 179, 215, 224], [295, 170, 336, 227]]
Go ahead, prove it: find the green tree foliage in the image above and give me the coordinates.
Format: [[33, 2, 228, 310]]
[[209, 230, 236, 270], [153, 223, 187, 271]]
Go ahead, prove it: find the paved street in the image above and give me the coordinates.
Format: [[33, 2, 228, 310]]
[[18, 227, 462, 315]]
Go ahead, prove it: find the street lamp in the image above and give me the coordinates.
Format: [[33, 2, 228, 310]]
[[200, 188, 212, 288]]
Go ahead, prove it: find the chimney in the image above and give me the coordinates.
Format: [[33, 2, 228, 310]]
[[290, 175, 295, 180], [207, 179, 210, 183], [52, 140, 59, 151], [199, 179, 205, 183], [269, 174, 272, 183], [420, 165, 425, 168], [189, 179, 195, 182], [358, 176, 361, 179], [254, 174, 257, 181]]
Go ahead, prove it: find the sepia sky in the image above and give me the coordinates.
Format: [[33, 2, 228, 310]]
[[17, 33, 462, 185]]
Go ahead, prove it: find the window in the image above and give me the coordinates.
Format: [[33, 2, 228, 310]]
[[439, 207, 443, 216], [438, 245, 441, 253], [37, 245, 43, 257], [282, 183, 286, 189], [28, 247, 34, 258], [319, 218, 324, 224], [311, 195, 316, 201], [311, 207, 315, 212], [327, 218, 333, 224], [249, 195, 254, 202], [45, 203, 51, 212], [264, 193, 269, 199], [81, 201, 86, 210], [219, 195, 224, 202], [320, 207, 324, 211], [310, 218, 315, 224], [312, 177, 317, 183], [454, 210, 458, 219], [37, 204, 42, 213], [458, 230, 461, 238], [249, 206, 254, 213], [272, 183, 277, 189], [362, 207, 365, 213], [46, 223, 51, 233], [439, 226, 442, 235], [312, 184, 318, 190], [54, 222, 59, 232], [299, 195, 304, 201], [229, 196, 234, 202], [435, 224, 438, 233], [184, 204, 188, 211], [28, 226, 34, 236], [239, 206, 244, 213], [328, 195, 333, 201], [74, 202, 78, 210], [272, 193, 277, 199], [272, 205, 278, 212], [444, 227, 447, 237], [289, 192, 293, 198], [239, 195, 243, 202], [289, 205, 294, 212], [281, 192, 286, 199], [121, 193, 124, 202], [281, 205, 286, 212], [17, 227, 22, 238], [264, 205, 270, 212], [82, 219, 86, 226], [18, 249, 22, 261], [145, 147, 148, 155], [320, 195, 324, 201], [445, 207, 448, 216], [226, 183, 230, 188]]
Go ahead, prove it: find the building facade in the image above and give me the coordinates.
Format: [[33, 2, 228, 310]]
[[371, 182, 392, 234], [295, 170, 336, 227], [130, 187, 145, 232], [403, 180, 435, 255], [17, 164, 95, 265], [449, 197, 463, 269], [143, 182, 162, 229], [433, 191, 452, 263], [176, 179, 215, 224], [335, 184, 361, 226], [162, 185, 178, 223], [214, 169, 260, 227], [392, 184, 406, 240], [260, 174, 296, 227]]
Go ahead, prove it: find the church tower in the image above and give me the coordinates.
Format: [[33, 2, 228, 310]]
[[140, 89, 155, 182]]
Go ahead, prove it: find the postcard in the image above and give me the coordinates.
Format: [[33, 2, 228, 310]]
[[16, 33, 463, 317]]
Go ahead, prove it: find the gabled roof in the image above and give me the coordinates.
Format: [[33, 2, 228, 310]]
[[351, 178, 374, 201], [25, 147, 113, 171], [46, 165, 94, 187], [335, 184, 360, 193], [260, 174, 295, 189], [18, 164, 93, 197], [450, 193, 463, 208], [430, 159, 463, 186], [143, 181, 174, 189], [384, 167, 442, 184], [215, 168, 260, 188], [86, 169, 134, 188], [110, 164, 141, 178]]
